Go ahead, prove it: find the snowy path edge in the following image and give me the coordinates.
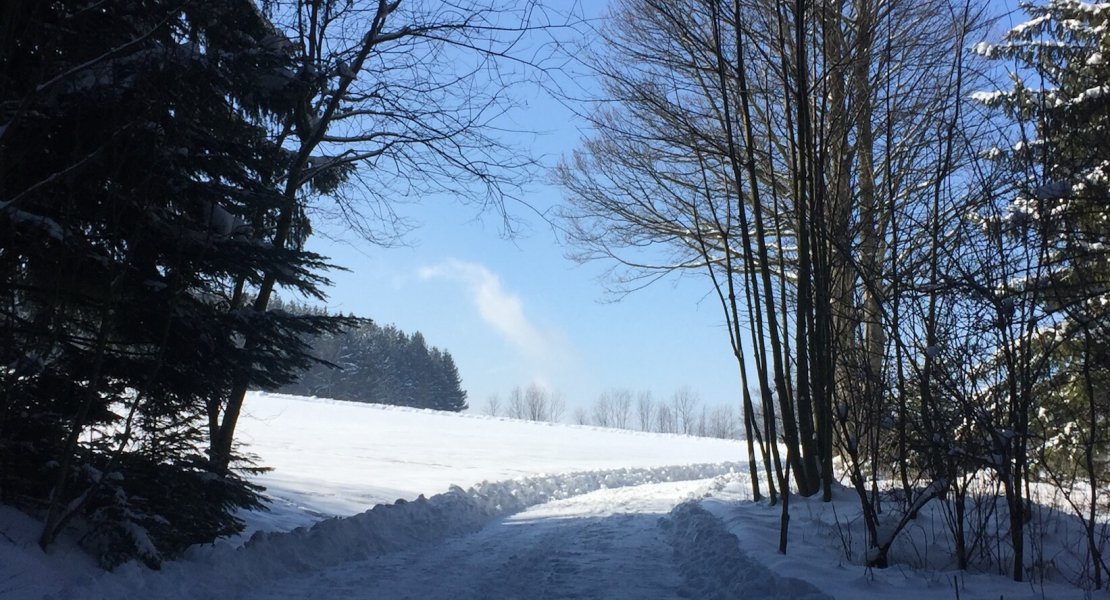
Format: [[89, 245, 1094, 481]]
[[76, 462, 743, 599]]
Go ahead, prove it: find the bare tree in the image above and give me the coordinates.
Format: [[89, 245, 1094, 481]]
[[706, 405, 739, 439], [506, 386, 527, 420], [548, 391, 566, 423], [483, 393, 502, 417], [525, 384, 548, 421], [671, 387, 700, 435], [693, 406, 709, 437], [636, 390, 656, 431], [606, 389, 634, 429], [655, 403, 676, 434], [498, 384, 564, 422], [207, 0, 577, 474], [556, 0, 993, 562], [591, 394, 613, 428]]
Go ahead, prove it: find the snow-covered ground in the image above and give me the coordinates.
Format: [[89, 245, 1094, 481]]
[[1, 393, 1106, 599], [703, 481, 1099, 600]]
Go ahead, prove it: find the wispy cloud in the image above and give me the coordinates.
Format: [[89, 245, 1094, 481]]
[[418, 259, 554, 356]]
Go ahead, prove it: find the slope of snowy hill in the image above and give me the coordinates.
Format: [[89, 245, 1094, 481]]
[[0, 393, 1105, 599], [234, 392, 745, 535]]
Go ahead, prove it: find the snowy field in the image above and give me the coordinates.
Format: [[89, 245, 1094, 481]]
[[0, 393, 1105, 599], [233, 392, 745, 535]]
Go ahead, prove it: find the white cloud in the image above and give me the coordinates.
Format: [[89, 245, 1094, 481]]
[[418, 259, 554, 356]]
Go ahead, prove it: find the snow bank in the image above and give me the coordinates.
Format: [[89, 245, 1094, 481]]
[[701, 474, 1105, 600], [664, 500, 830, 600], [56, 462, 740, 599]]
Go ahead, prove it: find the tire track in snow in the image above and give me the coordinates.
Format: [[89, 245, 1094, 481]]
[[243, 481, 702, 600]]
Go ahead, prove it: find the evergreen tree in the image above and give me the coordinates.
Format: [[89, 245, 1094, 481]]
[[974, 1, 1110, 583], [275, 314, 468, 411], [431, 351, 469, 412], [975, 0, 1110, 318], [0, 0, 351, 567]]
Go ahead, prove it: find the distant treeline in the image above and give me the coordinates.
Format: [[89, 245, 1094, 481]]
[[484, 384, 740, 440], [274, 299, 468, 412]]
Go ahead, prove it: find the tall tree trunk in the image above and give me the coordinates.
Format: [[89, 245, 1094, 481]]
[[786, 0, 824, 498]]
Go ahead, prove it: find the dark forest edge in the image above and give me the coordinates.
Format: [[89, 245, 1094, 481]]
[[271, 299, 468, 412]]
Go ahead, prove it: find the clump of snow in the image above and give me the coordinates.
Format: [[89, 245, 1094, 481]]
[[980, 146, 1005, 160], [1008, 14, 1052, 38], [970, 90, 1005, 106], [971, 41, 995, 57], [1073, 84, 1108, 104]]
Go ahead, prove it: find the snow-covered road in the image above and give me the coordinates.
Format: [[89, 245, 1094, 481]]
[[243, 481, 701, 600]]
